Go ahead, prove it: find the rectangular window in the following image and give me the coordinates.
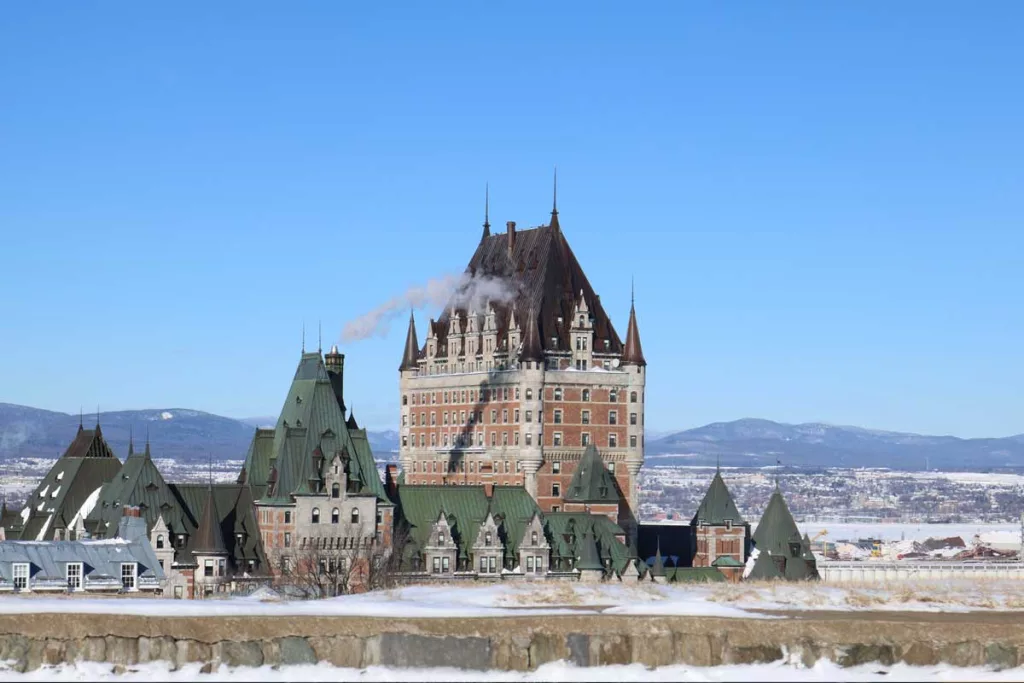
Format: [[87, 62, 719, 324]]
[[66, 562, 82, 591], [121, 563, 137, 591], [527, 555, 535, 572], [284, 532, 292, 548], [480, 556, 487, 573], [514, 410, 520, 423], [535, 556, 544, 573], [609, 433, 618, 448], [504, 460, 510, 473], [205, 559, 214, 577], [442, 556, 450, 572], [284, 511, 292, 524], [488, 556, 497, 572], [174, 585, 183, 599], [553, 432, 562, 446], [490, 409, 497, 423], [525, 433, 532, 446], [554, 410, 562, 424], [552, 461, 560, 473], [609, 411, 617, 425], [582, 410, 590, 425], [525, 410, 532, 423], [552, 483, 560, 497], [502, 409, 508, 424], [630, 435, 638, 447], [630, 412, 637, 425], [433, 557, 441, 574], [581, 433, 590, 446]]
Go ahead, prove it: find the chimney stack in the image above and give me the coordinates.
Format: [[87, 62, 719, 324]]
[[123, 505, 141, 518], [506, 221, 516, 257], [385, 464, 399, 499]]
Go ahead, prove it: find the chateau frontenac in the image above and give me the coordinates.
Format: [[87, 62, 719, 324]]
[[0, 187, 817, 598], [397, 195, 647, 540]]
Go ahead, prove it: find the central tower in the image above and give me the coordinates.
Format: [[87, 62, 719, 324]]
[[397, 186, 647, 535]]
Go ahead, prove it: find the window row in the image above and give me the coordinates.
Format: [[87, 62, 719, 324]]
[[412, 459, 525, 475]]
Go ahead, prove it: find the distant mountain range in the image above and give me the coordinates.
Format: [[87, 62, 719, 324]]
[[1, 403, 1021, 471], [646, 418, 1024, 470]]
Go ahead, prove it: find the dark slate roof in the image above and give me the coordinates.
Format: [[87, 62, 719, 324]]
[[621, 301, 646, 366], [191, 486, 228, 555], [420, 221, 624, 361], [649, 543, 666, 577], [14, 427, 123, 541], [86, 449, 196, 544], [749, 487, 819, 581], [519, 307, 544, 363], [564, 444, 620, 504], [692, 471, 746, 526], [253, 351, 387, 504], [172, 483, 267, 572]]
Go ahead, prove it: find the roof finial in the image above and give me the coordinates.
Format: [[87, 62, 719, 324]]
[[302, 322, 306, 353], [552, 166, 558, 214], [96, 405, 100, 428], [145, 426, 150, 454], [318, 320, 322, 353], [631, 275, 635, 307], [79, 407, 84, 430], [208, 452, 213, 488], [716, 453, 720, 473], [775, 458, 781, 490], [128, 425, 134, 456]]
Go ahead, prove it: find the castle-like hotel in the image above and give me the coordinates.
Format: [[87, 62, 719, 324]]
[[0, 192, 817, 597]]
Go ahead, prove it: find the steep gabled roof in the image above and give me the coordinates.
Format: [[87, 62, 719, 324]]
[[14, 428, 122, 541], [752, 488, 801, 553], [191, 486, 228, 556], [399, 312, 420, 371], [257, 352, 387, 504], [420, 220, 624, 361], [621, 299, 646, 366], [749, 487, 819, 581], [692, 470, 746, 526], [576, 530, 604, 571], [564, 444, 620, 504], [173, 483, 268, 572], [86, 447, 195, 542]]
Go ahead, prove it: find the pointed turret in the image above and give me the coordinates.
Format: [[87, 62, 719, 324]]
[[651, 539, 666, 578], [622, 283, 646, 366], [692, 470, 745, 526], [565, 444, 620, 504], [577, 530, 603, 571], [399, 311, 420, 371], [519, 306, 544, 363], [346, 407, 358, 430], [192, 485, 228, 556]]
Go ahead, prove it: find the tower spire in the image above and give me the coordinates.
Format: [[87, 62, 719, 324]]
[[550, 166, 560, 230], [318, 320, 322, 353], [482, 183, 491, 240], [128, 425, 134, 457], [399, 310, 420, 372], [622, 281, 646, 366], [145, 426, 151, 457]]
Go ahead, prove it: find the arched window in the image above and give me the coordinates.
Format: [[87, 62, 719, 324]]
[[630, 391, 638, 403], [331, 483, 340, 498], [351, 508, 360, 524], [311, 507, 320, 524], [331, 508, 340, 524], [609, 389, 617, 402], [156, 534, 164, 549]]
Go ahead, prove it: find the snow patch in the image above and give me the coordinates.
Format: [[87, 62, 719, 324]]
[[68, 486, 103, 529], [160, 412, 174, 420], [50, 485, 61, 498]]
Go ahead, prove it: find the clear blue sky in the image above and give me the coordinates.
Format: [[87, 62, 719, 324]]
[[1, 3, 1021, 438]]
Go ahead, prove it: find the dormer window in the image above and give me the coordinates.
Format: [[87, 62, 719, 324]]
[[438, 532, 446, 545], [485, 532, 492, 547], [725, 520, 733, 530], [531, 531, 538, 546], [296, 396, 302, 404], [156, 534, 165, 549]]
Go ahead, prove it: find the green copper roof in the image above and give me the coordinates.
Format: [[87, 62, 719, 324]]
[[544, 512, 631, 573], [87, 449, 196, 542], [257, 352, 387, 504], [395, 485, 540, 563], [173, 483, 268, 571], [564, 444, 620, 504], [749, 488, 819, 581], [576, 530, 604, 571], [668, 567, 726, 583], [712, 555, 744, 567], [692, 470, 746, 526]]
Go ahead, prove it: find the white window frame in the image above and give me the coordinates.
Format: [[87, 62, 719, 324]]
[[121, 562, 138, 591], [13, 562, 29, 591], [66, 561, 83, 591]]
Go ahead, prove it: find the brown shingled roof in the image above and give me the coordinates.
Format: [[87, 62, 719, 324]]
[[420, 220, 623, 360]]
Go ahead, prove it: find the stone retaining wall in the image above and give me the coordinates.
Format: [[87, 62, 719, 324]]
[[1, 611, 1023, 673]]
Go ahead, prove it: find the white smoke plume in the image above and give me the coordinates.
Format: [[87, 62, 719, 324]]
[[0, 423, 32, 454], [342, 272, 519, 342]]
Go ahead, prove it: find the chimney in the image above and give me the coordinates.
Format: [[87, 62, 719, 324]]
[[385, 464, 399, 499], [123, 505, 141, 518], [482, 461, 494, 498], [506, 221, 516, 257]]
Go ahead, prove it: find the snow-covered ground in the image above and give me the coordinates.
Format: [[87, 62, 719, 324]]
[[801, 522, 1022, 546], [1, 660, 1021, 682], [1, 580, 1024, 618]]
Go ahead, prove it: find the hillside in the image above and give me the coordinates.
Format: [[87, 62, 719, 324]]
[[3, 403, 1020, 471], [646, 418, 1024, 470], [0, 403, 400, 464]]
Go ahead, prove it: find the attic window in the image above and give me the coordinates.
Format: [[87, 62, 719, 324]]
[[725, 520, 733, 530]]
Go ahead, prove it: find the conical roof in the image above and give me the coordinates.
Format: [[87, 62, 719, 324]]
[[752, 488, 801, 555], [192, 485, 228, 555], [399, 312, 420, 371], [565, 444, 619, 504], [692, 470, 745, 526], [650, 541, 666, 577], [622, 301, 646, 366]]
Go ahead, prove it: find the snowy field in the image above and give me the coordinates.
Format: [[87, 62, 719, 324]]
[[800, 522, 1021, 546], [1, 660, 1022, 682], [2, 580, 1024, 618]]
